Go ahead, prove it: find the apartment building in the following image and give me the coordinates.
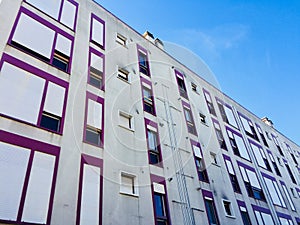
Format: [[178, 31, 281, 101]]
[[0, 0, 299, 225]]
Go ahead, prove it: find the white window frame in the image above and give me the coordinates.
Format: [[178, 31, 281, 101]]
[[120, 172, 138, 197]]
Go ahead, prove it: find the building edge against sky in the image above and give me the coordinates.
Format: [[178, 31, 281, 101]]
[[0, 0, 300, 225]]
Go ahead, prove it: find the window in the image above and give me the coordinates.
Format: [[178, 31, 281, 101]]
[[227, 129, 250, 160], [183, 105, 197, 135], [203, 191, 219, 225], [223, 156, 241, 193], [146, 120, 162, 165], [216, 99, 228, 123], [116, 33, 127, 46], [76, 154, 103, 225], [118, 68, 129, 82], [212, 120, 227, 150], [281, 182, 296, 211], [253, 206, 275, 225], [263, 174, 286, 207], [278, 216, 294, 225], [222, 200, 233, 217], [0, 131, 59, 224], [272, 135, 284, 156], [0, 55, 67, 133], [238, 162, 265, 200], [191, 83, 197, 92], [88, 48, 104, 90], [199, 113, 206, 124], [84, 93, 104, 147], [10, 9, 73, 73], [237, 202, 252, 225], [192, 141, 209, 182], [175, 71, 188, 99], [138, 46, 150, 76], [249, 142, 271, 171], [216, 98, 238, 128], [210, 152, 218, 165], [119, 111, 133, 130], [284, 162, 296, 184], [143, 86, 155, 114], [256, 124, 268, 147], [239, 114, 258, 140], [90, 14, 105, 49], [120, 173, 137, 196], [25, 0, 78, 30], [268, 151, 281, 176], [203, 89, 216, 116]]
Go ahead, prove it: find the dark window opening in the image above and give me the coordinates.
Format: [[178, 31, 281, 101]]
[[138, 52, 149, 76], [176, 76, 188, 99], [263, 159, 272, 172], [204, 199, 219, 225], [86, 126, 101, 146], [195, 158, 209, 182], [285, 164, 296, 184], [217, 102, 228, 123], [216, 129, 227, 150], [11, 41, 50, 62], [245, 182, 265, 201], [229, 174, 241, 193], [260, 133, 269, 147], [52, 50, 69, 72], [223, 201, 232, 216], [207, 102, 216, 116], [143, 87, 154, 114], [272, 161, 281, 176], [291, 153, 298, 165], [89, 66, 103, 89], [277, 145, 284, 156], [229, 138, 240, 156], [154, 193, 168, 225], [241, 211, 252, 225], [40, 112, 61, 132]]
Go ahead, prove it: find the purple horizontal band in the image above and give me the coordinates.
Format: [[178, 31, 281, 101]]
[[237, 200, 246, 208], [211, 117, 219, 125], [226, 126, 242, 137], [202, 189, 213, 198], [279, 180, 285, 186], [181, 100, 191, 108], [190, 139, 200, 148], [237, 111, 251, 122], [140, 76, 152, 86], [248, 139, 262, 148], [251, 204, 271, 214], [223, 154, 231, 161], [296, 217, 300, 223], [261, 172, 276, 181], [237, 160, 255, 172], [277, 211, 292, 220], [295, 187, 300, 193], [144, 118, 158, 129], [82, 153, 103, 169], [150, 174, 165, 184]]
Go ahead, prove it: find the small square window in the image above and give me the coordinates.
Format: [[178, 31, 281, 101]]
[[119, 111, 133, 130], [120, 173, 137, 196], [116, 33, 127, 46], [118, 68, 129, 82], [191, 83, 197, 92], [223, 200, 233, 217], [52, 50, 69, 72], [200, 113, 206, 124], [40, 112, 61, 132]]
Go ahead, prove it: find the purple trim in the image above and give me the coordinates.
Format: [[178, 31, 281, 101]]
[[57, 0, 64, 21], [295, 187, 300, 193], [295, 217, 300, 223], [237, 200, 246, 208], [136, 44, 151, 77], [248, 139, 262, 148], [90, 13, 105, 50], [181, 100, 191, 108], [140, 78, 157, 116], [69, 0, 79, 31], [202, 189, 220, 225], [174, 70, 189, 100], [202, 88, 211, 100], [237, 160, 255, 172], [226, 126, 242, 137], [277, 212, 292, 220], [181, 101, 198, 136], [88, 47, 105, 91], [0, 131, 60, 225], [144, 119, 163, 167], [211, 117, 219, 124], [223, 154, 231, 161], [261, 172, 276, 181], [251, 204, 271, 214], [267, 149, 272, 154], [76, 154, 103, 225], [83, 92, 105, 148], [150, 174, 165, 184], [190, 139, 201, 148], [0, 54, 69, 135], [283, 158, 288, 164], [202, 189, 213, 199], [174, 69, 184, 79], [279, 180, 285, 186], [140, 76, 152, 86]]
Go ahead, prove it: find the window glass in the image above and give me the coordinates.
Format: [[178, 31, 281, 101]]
[[205, 199, 218, 225]]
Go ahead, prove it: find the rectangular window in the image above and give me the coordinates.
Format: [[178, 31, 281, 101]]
[[90, 14, 105, 49], [0, 55, 68, 133], [238, 162, 265, 200], [0, 131, 59, 224], [191, 83, 197, 92], [249, 141, 271, 171], [10, 8, 73, 72], [151, 176, 170, 225], [237, 202, 252, 225], [25, 0, 78, 30], [199, 113, 206, 124], [216, 98, 238, 128], [183, 105, 197, 135], [118, 68, 129, 82], [256, 124, 268, 147], [120, 172, 137, 196], [203, 89, 216, 116], [142, 85, 155, 115], [216, 98, 228, 123], [222, 200, 233, 217], [223, 155, 241, 193], [239, 113, 258, 140], [76, 154, 102, 225], [119, 111, 133, 131], [192, 141, 209, 182], [175, 70, 188, 99], [227, 128, 250, 160], [202, 190, 219, 225], [212, 119, 227, 150], [145, 120, 162, 166], [252, 206, 275, 225], [84, 93, 104, 147], [116, 33, 127, 46], [281, 181, 296, 211], [88, 48, 104, 90], [262, 173, 286, 207], [137, 45, 150, 76], [272, 135, 284, 156], [284, 162, 296, 184], [267, 151, 281, 176]]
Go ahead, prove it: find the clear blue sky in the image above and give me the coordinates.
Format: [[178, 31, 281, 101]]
[[95, 0, 300, 145]]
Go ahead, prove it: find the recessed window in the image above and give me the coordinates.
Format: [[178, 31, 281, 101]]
[[119, 111, 133, 130], [118, 68, 129, 82], [147, 129, 161, 164], [191, 83, 197, 92], [116, 33, 127, 46], [204, 198, 219, 225], [210, 152, 218, 165], [184, 107, 197, 135], [138, 50, 149, 76], [40, 112, 61, 132], [120, 173, 137, 196], [176, 75, 188, 99], [200, 113, 206, 124], [143, 86, 154, 114], [52, 50, 69, 72], [223, 200, 233, 217], [86, 126, 101, 146]]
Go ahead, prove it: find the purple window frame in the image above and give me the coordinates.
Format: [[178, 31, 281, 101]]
[[280, 181, 296, 211], [140, 77, 156, 116], [137, 44, 151, 77], [8, 7, 75, 74], [251, 205, 274, 225], [238, 112, 259, 141], [202, 189, 220, 225], [25, 0, 79, 31], [150, 174, 171, 225], [296, 187, 300, 198], [191, 139, 209, 183], [296, 217, 300, 224], [83, 92, 105, 148], [144, 118, 163, 167], [237, 200, 252, 225], [90, 13, 105, 50], [76, 154, 103, 225], [0, 130, 60, 225], [212, 118, 227, 150], [248, 139, 271, 171], [277, 212, 293, 224], [203, 88, 216, 116], [0, 53, 69, 134], [223, 154, 241, 193], [174, 70, 188, 99], [88, 47, 105, 91], [182, 101, 197, 136], [226, 126, 250, 161]]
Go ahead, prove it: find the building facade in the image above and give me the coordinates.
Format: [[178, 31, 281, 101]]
[[0, 0, 300, 225]]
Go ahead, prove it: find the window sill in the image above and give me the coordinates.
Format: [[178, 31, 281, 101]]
[[200, 121, 209, 127], [118, 124, 134, 132], [211, 163, 220, 167], [225, 215, 236, 219], [120, 191, 139, 198], [115, 40, 128, 49], [117, 76, 130, 84]]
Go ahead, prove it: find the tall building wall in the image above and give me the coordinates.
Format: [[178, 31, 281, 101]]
[[0, 0, 299, 225]]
